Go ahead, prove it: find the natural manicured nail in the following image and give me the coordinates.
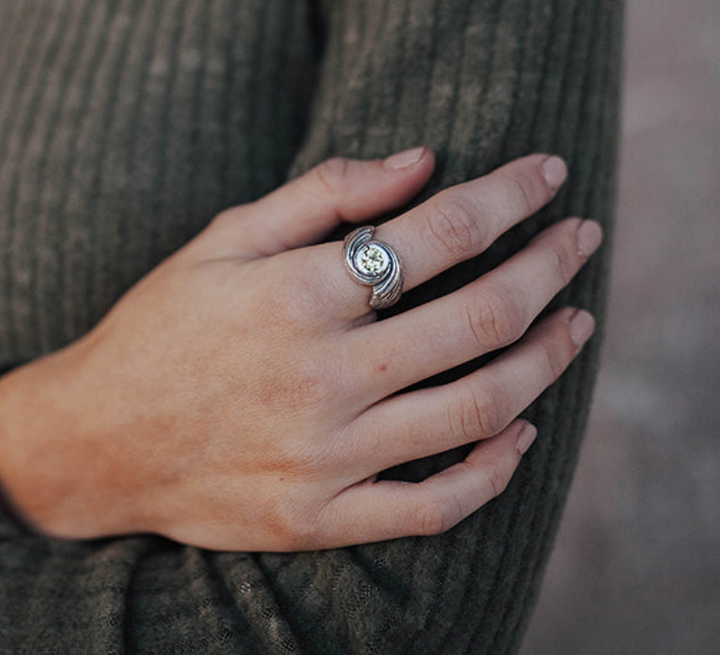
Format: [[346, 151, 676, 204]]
[[383, 147, 425, 170], [577, 219, 603, 257], [516, 422, 538, 455], [542, 156, 568, 190], [568, 309, 596, 349]]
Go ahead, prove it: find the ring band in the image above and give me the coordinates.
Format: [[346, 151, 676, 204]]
[[343, 226, 404, 309]]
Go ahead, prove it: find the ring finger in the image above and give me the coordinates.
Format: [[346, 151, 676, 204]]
[[309, 154, 569, 319], [347, 216, 602, 401]]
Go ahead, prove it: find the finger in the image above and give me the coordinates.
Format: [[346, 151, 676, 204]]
[[303, 154, 567, 318], [205, 148, 435, 258], [377, 153, 568, 291], [346, 308, 594, 474], [349, 217, 602, 399], [319, 420, 535, 547]]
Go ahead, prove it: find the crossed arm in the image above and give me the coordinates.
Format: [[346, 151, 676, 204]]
[[0, 150, 601, 551]]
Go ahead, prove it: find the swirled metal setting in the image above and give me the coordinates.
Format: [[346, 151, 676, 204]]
[[343, 226, 403, 309]]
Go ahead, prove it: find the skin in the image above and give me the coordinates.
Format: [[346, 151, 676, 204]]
[[0, 149, 602, 552]]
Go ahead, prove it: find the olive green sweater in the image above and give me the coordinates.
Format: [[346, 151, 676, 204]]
[[0, 1, 623, 653]]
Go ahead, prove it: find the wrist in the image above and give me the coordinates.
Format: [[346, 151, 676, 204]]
[[0, 345, 137, 540]]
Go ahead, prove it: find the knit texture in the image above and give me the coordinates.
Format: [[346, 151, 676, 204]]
[[0, 1, 624, 653]]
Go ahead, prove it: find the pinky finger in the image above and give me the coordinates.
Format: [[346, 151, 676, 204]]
[[324, 420, 536, 546]]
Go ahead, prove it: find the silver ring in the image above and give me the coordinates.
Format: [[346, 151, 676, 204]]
[[343, 226, 404, 309]]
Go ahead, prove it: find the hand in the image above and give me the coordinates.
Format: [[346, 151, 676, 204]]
[[0, 149, 601, 551]]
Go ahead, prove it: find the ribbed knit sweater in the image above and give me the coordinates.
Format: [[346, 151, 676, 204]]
[[0, 1, 624, 653]]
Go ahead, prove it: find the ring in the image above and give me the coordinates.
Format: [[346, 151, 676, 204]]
[[343, 226, 404, 309]]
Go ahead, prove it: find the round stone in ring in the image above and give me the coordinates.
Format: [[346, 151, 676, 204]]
[[355, 243, 390, 277], [343, 226, 404, 309]]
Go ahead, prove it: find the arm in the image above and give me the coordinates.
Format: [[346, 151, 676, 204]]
[[0, 150, 600, 652], [0, 151, 596, 549]]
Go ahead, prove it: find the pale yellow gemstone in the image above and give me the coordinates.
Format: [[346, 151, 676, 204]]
[[357, 245, 388, 274]]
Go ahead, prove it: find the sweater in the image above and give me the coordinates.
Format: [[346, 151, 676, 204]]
[[0, 1, 624, 653]]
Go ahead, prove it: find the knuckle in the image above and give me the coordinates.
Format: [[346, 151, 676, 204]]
[[417, 501, 446, 536], [548, 239, 576, 286], [209, 207, 233, 228], [427, 192, 487, 258], [312, 157, 351, 196], [270, 497, 324, 550], [470, 285, 524, 348], [413, 496, 460, 536], [206, 206, 246, 236], [455, 382, 508, 439], [500, 168, 546, 215], [539, 333, 573, 381], [480, 463, 511, 499]]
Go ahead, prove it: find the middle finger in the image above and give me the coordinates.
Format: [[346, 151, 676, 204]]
[[347, 216, 602, 401]]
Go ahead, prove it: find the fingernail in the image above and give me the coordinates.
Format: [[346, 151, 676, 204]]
[[576, 220, 603, 257], [568, 309, 595, 349], [383, 147, 425, 170], [542, 156, 568, 190], [516, 422, 538, 455]]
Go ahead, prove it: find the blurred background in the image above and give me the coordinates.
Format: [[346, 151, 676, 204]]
[[521, 0, 720, 653]]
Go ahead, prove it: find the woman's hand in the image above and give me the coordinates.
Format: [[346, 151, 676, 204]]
[[0, 149, 602, 551]]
